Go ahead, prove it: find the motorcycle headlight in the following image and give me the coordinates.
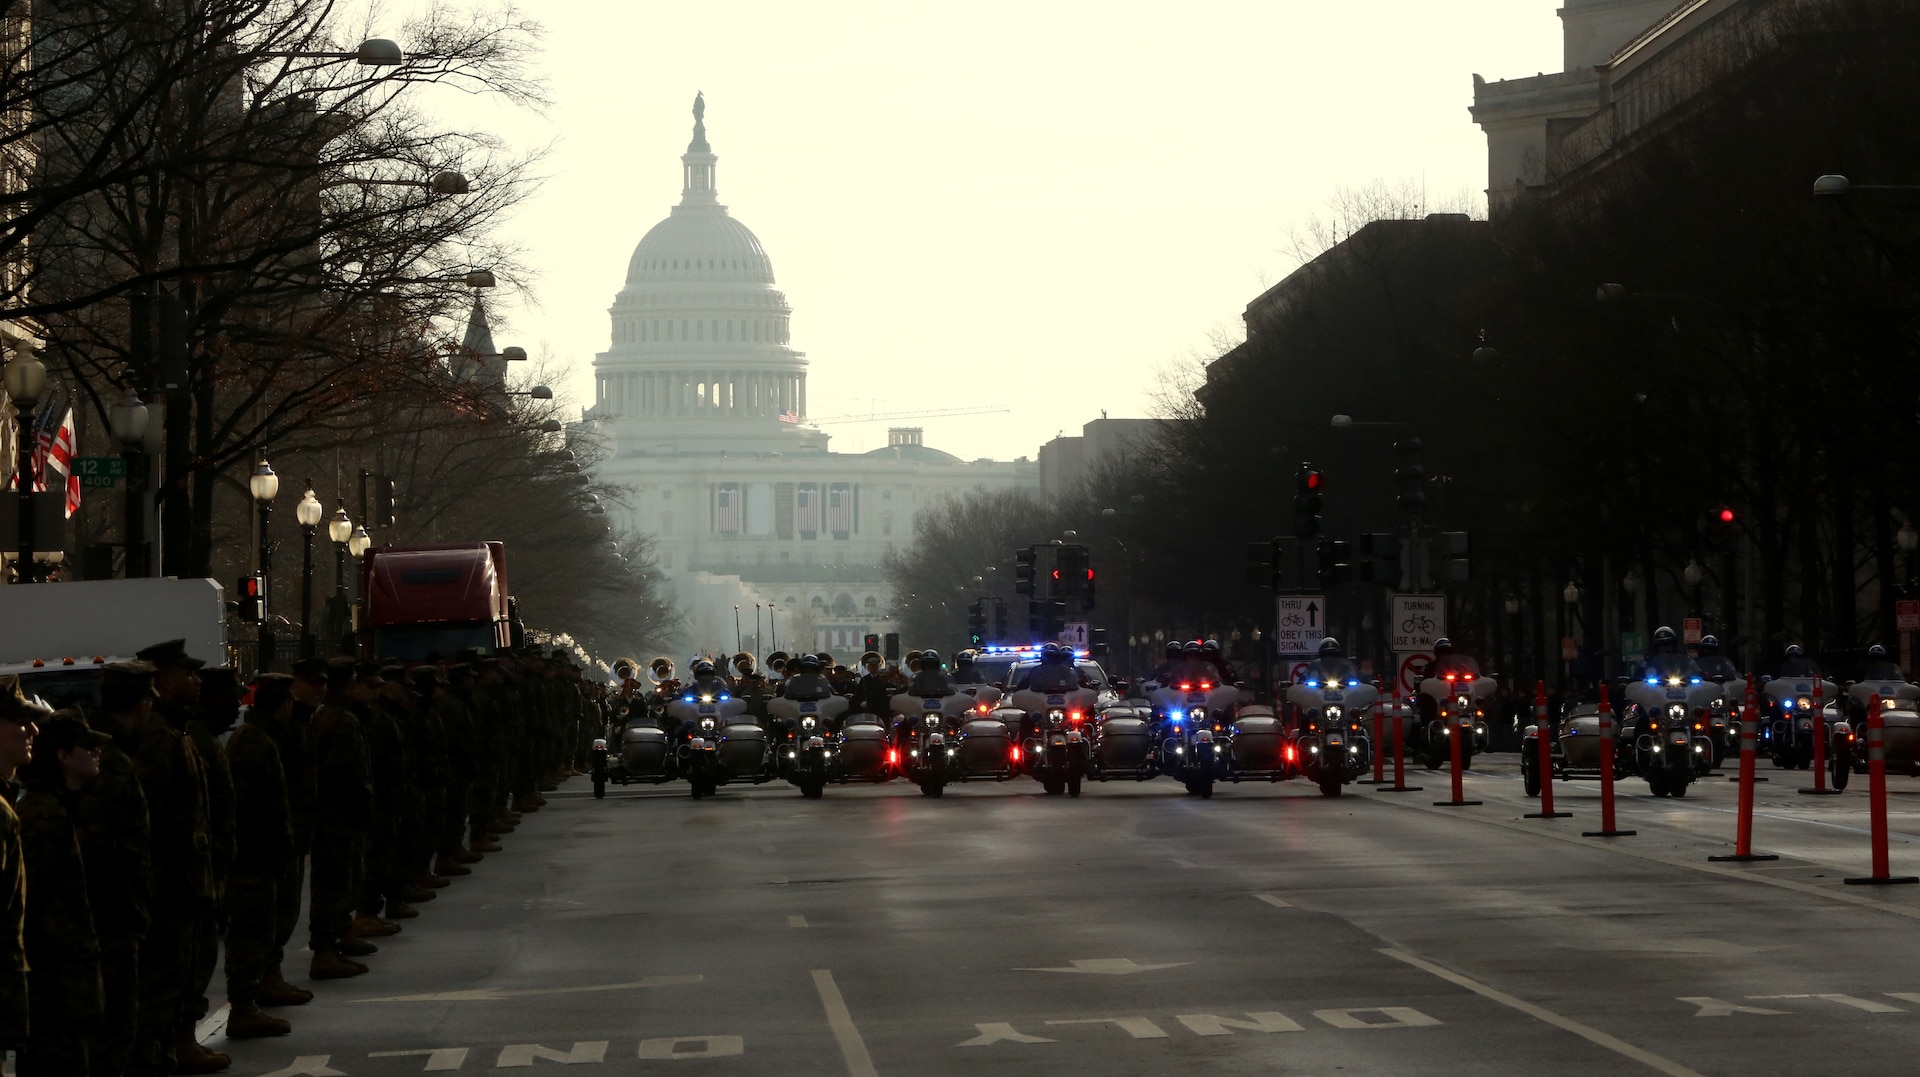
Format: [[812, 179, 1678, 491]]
[[1454, 696, 1469, 711], [1666, 704, 1686, 721], [1797, 698, 1811, 711], [699, 717, 716, 731], [700, 695, 714, 704], [801, 716, 816, 730], [1048, 710, 1065, 726], [1325, 705, 1344, 721]]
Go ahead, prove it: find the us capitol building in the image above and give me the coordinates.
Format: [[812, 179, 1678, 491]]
[[577, 95, 1036, 654]]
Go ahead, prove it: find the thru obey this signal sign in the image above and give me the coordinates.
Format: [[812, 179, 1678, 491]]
[[1275, 594, 1325, 655]]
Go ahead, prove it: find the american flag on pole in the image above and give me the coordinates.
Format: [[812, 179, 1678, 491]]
[[715, 483, 741, 534], [795, 484, 818, 538], [39, 406, 80, 517], [777, 409, 799, 424], [828, 483, 852, 539]]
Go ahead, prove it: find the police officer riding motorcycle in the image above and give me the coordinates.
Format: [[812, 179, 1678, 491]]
[[1285, 637, 1377, 797], [1008, 643, 1096, 797], [1623, 628, 1718, 796], [892, 650, 974, 796], [667, 658, 766, 798], [767, 653, 850, 797], [1417, 638, 1495, 769]]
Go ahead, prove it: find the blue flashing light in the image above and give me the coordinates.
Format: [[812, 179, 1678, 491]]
[[1690, 676, 1702, 685], [1781, 698, 1795, 710], [1645, 676, 1659, 685], [1168, 709, 1184, 722], [682, 694, 694, 703], [719, 693, 731, 702], [1346, 679, 1360, 688], [1306, 679, 1320, 688]]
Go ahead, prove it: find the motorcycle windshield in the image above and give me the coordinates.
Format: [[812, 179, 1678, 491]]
[[1309, 659, 1360, 685]]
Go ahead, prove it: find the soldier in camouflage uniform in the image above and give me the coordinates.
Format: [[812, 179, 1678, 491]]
[[79, 662, 155, 1077], [265, 661, 320, 1006], [353, 666, 414, 924], [307, 658, 373, 978], [468, 659, 509, 850], [166, 664, 236, 1065], [404, 666, 452, 892], [17, 714, 109, 1075], [0, 679, 43, 1060], [376, 670, 437, 907], [222, 675, 295, 1039], [127, 639, 220, 1076]]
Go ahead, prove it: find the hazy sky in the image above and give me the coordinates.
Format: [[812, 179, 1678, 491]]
[[398, 1, 1563, 458]]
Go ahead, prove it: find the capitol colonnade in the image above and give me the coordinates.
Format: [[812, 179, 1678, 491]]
[[594, 369, 806, 419]]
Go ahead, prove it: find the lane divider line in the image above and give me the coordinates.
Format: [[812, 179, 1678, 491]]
[[790, 915, 809, 928], [812, 969, 879, 1077], [1253, 893, 1292, 908], [1380, 949, 1706, 1077]]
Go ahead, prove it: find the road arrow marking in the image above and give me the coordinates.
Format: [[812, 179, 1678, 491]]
[[1015, 959, 1193, 975], [353, 974, 700, 1002]]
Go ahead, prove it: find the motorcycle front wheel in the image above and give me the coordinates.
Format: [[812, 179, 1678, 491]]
[[1831, 740, 1852, 791], [1318, 770, 1342, 798], [593, 776, 606, 799], [1067, 776, 1082, 798]]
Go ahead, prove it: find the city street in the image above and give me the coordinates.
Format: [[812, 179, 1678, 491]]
[[208, 761, 1920, 1076]]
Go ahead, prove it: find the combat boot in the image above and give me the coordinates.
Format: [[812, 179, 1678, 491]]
[[385, 900, 420, 919], [175, 1038, 233, 1074], [340, 935, 379, 957], [259, 968, 314, 1007], [225, 1002, 292, 1039], [530, 791, 549, 806], [415, 871, 451, 889], [401, 884, 438, 902], [433, 854, 472, 876], [451, 847, 484, 864], [470, 838, 503, 853], [310, 950, 370, 979], [351, 912, 401, 937]]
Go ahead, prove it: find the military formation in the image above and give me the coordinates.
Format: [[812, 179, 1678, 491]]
[[0, 643, 601, 1076]]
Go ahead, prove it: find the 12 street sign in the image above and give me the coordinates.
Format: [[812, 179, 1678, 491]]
[[72, 456, 126, 488], [1275, 594, 1326, 655], [1389, 594, 1446, 653]]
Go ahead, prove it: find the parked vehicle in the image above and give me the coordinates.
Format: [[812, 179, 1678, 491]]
[[361, 542, 517, 660]]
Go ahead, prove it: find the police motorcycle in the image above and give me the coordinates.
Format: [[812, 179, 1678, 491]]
[[892, 651, 978, 797], [1417, 648, 1494, 770], [1759, 649, 1847, 772], [1005, 644, 1097, 797], [591, 657, 677, 798], [942, 652, 1020, 785], [1283, 643, 1377, 797], [1087, 682, 1161, 783], [765, 655, 851, 798], [667, 658, 770, 798], [1692, 636, 1744, 767], [1842, 647, 1920, 785], [1145, 646, 1236, 798], [1622, 653, 1720, 797]]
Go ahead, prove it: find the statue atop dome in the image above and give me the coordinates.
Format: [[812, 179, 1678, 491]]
[[688, 91, 710, 154]]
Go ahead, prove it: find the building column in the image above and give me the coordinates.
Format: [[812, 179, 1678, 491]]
[[798, 373, 807, 418]]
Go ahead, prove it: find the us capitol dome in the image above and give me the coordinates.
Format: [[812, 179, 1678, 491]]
[[580, 95, 1035, 654]]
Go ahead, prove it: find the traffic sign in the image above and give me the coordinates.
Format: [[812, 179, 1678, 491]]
[[1683, 617, 1703, 645], [1390, 594, 1445, 653], [72, 456, 125, 488], [1287, 660, 1311, 684], [1899, 600, 1920, 633], [1059, 621, 1089, 650], [1274, 594, 1326, 655], [1396, 652, 1433, 697], [1620, 630, 1645, 662]]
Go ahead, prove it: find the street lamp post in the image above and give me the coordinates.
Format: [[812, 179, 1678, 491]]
[[250, 461, 280, 670], [4, 347, 46, 584], [1899, 522, 1918, 671], [1562, 580, 1581, 688], [295, 482, 323, 658], [328, 501, 352, 654], [111, 389, 151, 577], [1684, 559, 1704, 627]]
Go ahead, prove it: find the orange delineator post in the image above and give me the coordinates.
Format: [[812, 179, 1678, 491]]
[[1526, 679, 1571, 819], [1710, 675, 1776, 862], [1434, 701, 1481, 807], [1800, 677, 1841, 796], [1845, 694, 1918, 885], [1373, 694, 1423, 793], [1582, 684, 1635, 837]]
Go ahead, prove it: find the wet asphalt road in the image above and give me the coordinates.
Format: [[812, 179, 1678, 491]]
[[204, 756, 1920, 1076]]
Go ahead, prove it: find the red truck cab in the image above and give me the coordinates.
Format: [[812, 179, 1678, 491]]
[[361, 542, 516, 661]]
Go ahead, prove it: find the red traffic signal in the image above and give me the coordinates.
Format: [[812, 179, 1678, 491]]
[[1717, 507, 1735, 524]]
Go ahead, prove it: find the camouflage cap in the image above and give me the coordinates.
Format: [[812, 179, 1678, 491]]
[[135, 639, 205, 671], [0, 675, 53, 724], [33, 713, 112, 754], [289, 656, 328, 684]]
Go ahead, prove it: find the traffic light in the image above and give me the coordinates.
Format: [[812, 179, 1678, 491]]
[[883, 632, 900, 661], [1357, 532, 1401, 586], [864, 632, 880, 653], [375, 475, 398, 528], [1014, 546, 1037, 596], [1393, 439, 1426, 515], [1435, 531, 1471, 583], [992, 599, 1008, 642], [1317, 539, 1353, 588], [1046, 598, 1068, 639], [1294, 464, 1324, 538], [236, 574, 267, 622], [1056, 545, 1092, 605], [1246, 541, 1273, 588], [1707, 505, 1738, 552], [966, 602, 985, 647], [1089, 628, 1109, 658]]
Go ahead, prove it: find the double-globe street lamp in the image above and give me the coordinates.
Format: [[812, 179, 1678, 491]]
[[295, 482, 324, 658], [3, 345, 46, 583], [328, 501, 353, 653], [250, 461, 279, 670]]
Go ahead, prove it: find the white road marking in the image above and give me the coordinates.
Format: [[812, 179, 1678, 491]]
[[1384, 949, 1708, 1077], [1752, 993, 1904, 1013], [637, 1036, 744, 1059], [1679, 997, 1790, 1018], [1253, 893, 1292, 908], [957, 1022, 1057, 1047], [812, 969, 879, 1077], [256, 1059, 347, 1077], [1172, 858, 1199, 868], [193, 1002, 228, 1041], [790, 915, 809, 928], [371, 1048, 469, 1071], [496, 1041, 607, 1066], [1045, 1017, 1170, 1039], [1016, 958, 1193, 975], [355, 975, 700, 1002], [1885, 993, 1920, 1005], [1177, 1012, 1306, 1035]]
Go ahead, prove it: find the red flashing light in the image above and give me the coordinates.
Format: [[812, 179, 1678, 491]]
[[1718, 508, 1735, 523], [1011, 746, 1022, 762], [1051, 569, 1060, 579], [1285, 745, 1297, 762], [886, 748, 898, 766], [1178, 682, 1193, 691], [1306, 472, 1322, 490], [1200, 681, 1214, 691]]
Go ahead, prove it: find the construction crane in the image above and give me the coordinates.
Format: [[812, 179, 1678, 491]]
[[805, 405, 1009, 426]]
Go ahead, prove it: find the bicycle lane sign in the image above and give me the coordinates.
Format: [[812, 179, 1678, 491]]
[[1390, 594, 1446, 653], [1275, 594, 1326, 655]]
